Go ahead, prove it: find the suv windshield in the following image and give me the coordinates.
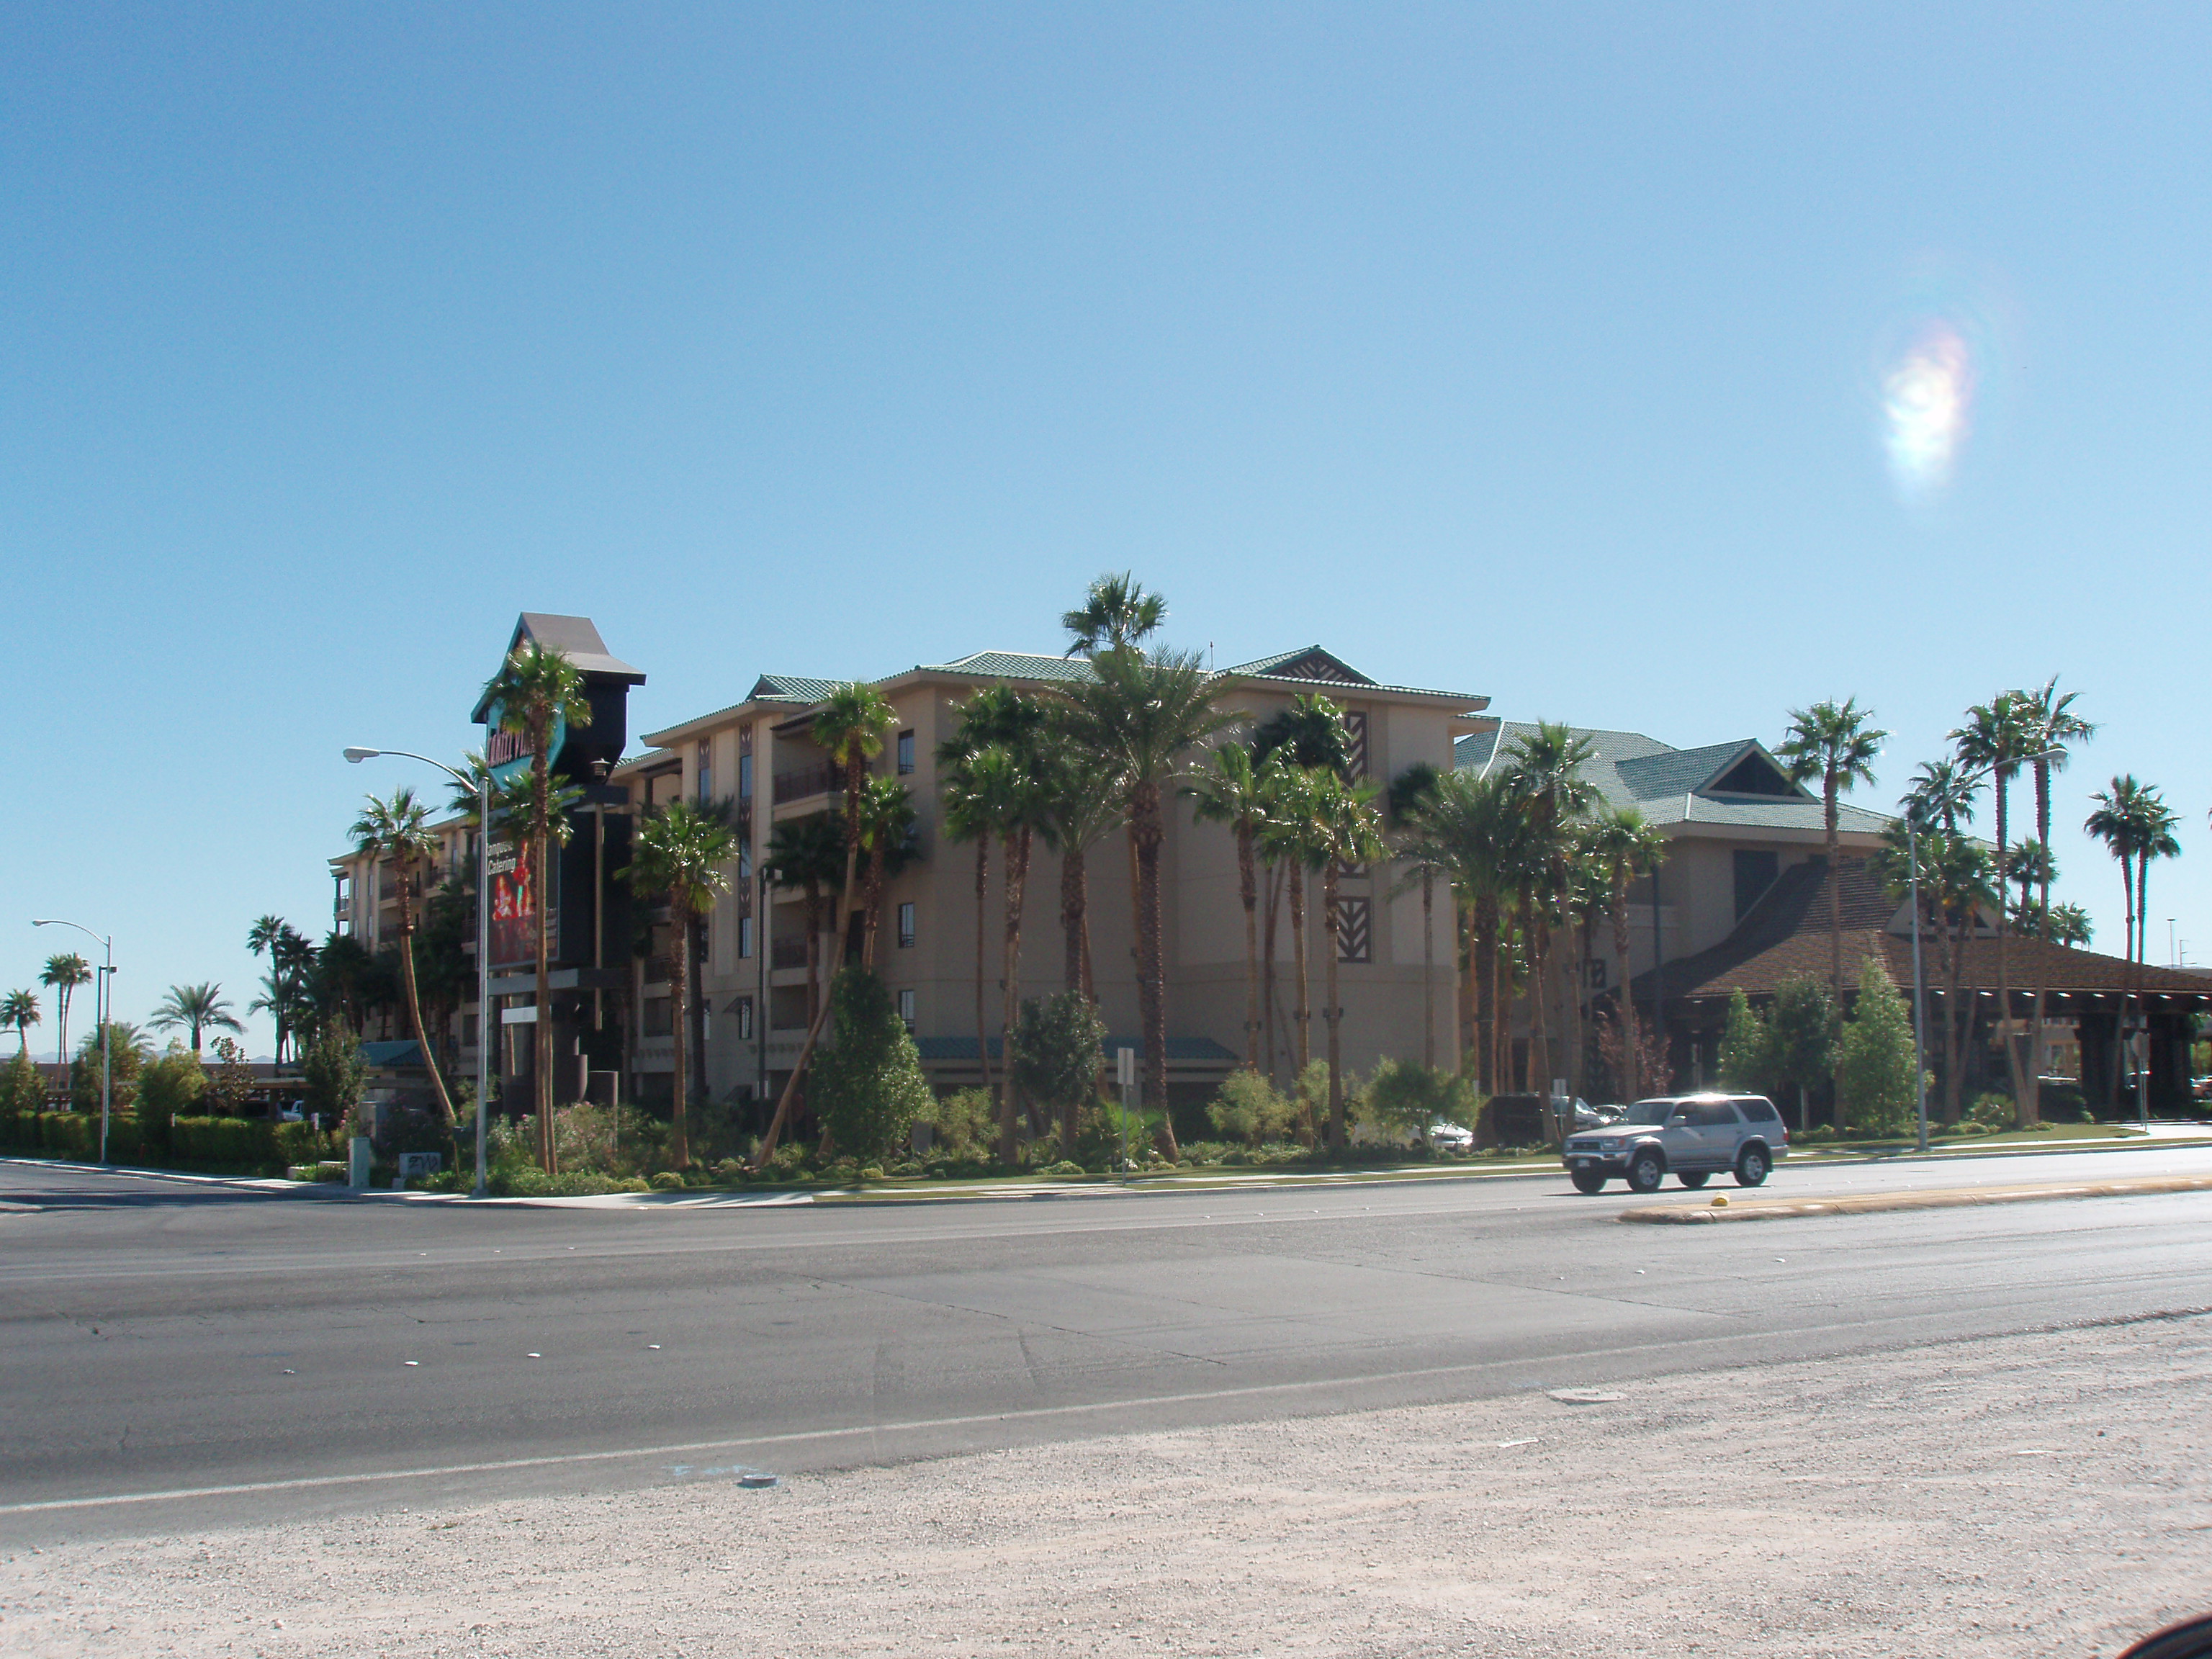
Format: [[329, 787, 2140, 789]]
[[1620, 1100, 1678, 1125]]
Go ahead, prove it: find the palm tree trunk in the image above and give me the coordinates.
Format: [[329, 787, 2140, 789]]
[[1289, 863, 1310, 1077], [1420, 869, 1434, 1071], [667, 908, 690, 1168], [997, 826, 1031, 1164], [1611, 896, 1637, 1104], [756, 986, 834, 1166], [1129, 781, 1179, 1160], [1262, 862, 1282, 1084], [1238, 824, 1261, 1071], [688, 913, 709, 1133], [1825, 780, 1844, 1133], [1323, 866, 1346, 1153], [860, 835, 891, 969], [392, 864, 457, 1134], [531, 739, 555, 1174], [1942, 924, 1966, 1124], [1061, 840, 1086, 994], [1993, 778, 2025, 1118], [804, 887, 823, 1025], [972, 838, 992, 1094]]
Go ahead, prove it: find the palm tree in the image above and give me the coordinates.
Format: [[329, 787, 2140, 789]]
[[2085, 778, 2152, 965], [621, 800, 737, 1167], [1251, 695, 1353, 1085], [1876, 817, 1996, 1123], [1256, 764, 1325, 1092], [1383, 764, 1444, 1070], [938, 745, 1006, 1096], [1037, 732, 1125, 1002], [2134, 793, 2181, 967], [247, 916, 294, 1061], [149, 982, 244, 1055], [2011, 678, 2095, 1123], [1780, 698, 1887, 1128], [1503, 721, 1599, 1119], [1309, 773, 1385, 1152], [1061, 572, 1167, 657], [763, 814, 846, 1025], [1586, 806, 1668, 1102], [855, 776, 920, 968], [40, 955, 90, 1067], [1189, 742, 1277, 1071], [1907, 758, 1982, 837], [4, 990, 40, 1055], [1409, 768, 1529, 1092], [2044, 904, 2093, 949], [1951, 693, 2036, 1116], [349, 786, 458, 1133], [1053, 642, 1236, 1156], [484, 641, 594, 1172]]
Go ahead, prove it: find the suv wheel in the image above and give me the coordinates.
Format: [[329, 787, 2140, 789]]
[[1677, 1170, 1709, 1189], [1735, 1145, 1770, 1187], [1570, 1169, 1606, 1195], [1626, 1148, 1665, 1193]]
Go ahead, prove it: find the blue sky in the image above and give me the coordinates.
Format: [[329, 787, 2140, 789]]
[[4, 4, 2208, 1053]]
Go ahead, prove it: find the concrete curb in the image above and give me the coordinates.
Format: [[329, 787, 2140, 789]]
[[1619, 1173, 2212, 1223]]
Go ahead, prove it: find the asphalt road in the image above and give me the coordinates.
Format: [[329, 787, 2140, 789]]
[[4, 1143, 2210, 1545]]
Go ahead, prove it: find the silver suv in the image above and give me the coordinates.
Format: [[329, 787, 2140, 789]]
[[1562, 1093, 1786, 1195]]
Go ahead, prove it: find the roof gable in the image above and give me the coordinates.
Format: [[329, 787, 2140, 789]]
[[1226, 646, 1378, 686]]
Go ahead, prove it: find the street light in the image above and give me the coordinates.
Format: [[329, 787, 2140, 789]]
[[346, 746, 493, 1199], [32, 919, 113, 1163], [1902, 748, 2064, 1154]]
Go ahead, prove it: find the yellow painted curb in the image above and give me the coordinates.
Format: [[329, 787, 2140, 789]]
[[1619, 1173, 2212, 1223]]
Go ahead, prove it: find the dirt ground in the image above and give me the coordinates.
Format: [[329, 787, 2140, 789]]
[[5, 1313, 2208, 1658]]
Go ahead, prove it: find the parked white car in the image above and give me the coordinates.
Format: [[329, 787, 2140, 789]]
[[1427, 1120, 1474, 1151]]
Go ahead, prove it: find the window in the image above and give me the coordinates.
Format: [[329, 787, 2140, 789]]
[[897, 988, 916, 1031], [737, 751, 754, 804], [643, 997, 672, 1037], [737, 915, 754, 959], [1335, 896, 1372, 963], [896, 729, 915, 775], [696, 739, 713, 804], [1737, 1097, 1779, 1122], [1691, 1101, 1741, 1126], [734, 997, 755, 1040], [1733, 850, 1780, 921], [739, 840, 751, 883], [1342, 710, 1370, 779], [897, 902, 916, 948]]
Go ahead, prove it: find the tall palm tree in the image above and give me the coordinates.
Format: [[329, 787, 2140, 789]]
[[2044, 904, 2093, 949], [621, 800, 737, 1167], [1781, 698, 1887, 1128], [2133, 794, 2181, 967], [1877, 817, 1995, 1123], [1951, 693, 2038, 1115], [1384, 764, 1444, 1070], [247, 916, 294, 1061], [40, 955, 90, 1068], [484, 642, 594, 1172], [1053, 642, 1236, 1156], [763, 814, 846, 1025], [1256, 764, 1326, 1091], [1037, 732, 1126, 1003], [855, 776, 920, 968], [2085, 777, 2152, 966], [4, 990, 40, 1055], [1309, 773, 1385, 1153], [1586, 805, 1668, 1103], [149, 982, 244, 1056], [938, 746, 1007, 1096], [1411, 768, 1529, 1092], [349, 786, 457, 1133], [1252, 695, 1352, 1085], [1906, 758, 1982, 837], [2010, 678, 2095, 1124], [1061, 572, 1167, 658], [1188, 742, 1278, 1072], [1503, 721, 1599, 1118]]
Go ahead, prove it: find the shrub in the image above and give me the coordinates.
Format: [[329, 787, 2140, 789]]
[[1010, 992, 1108, 1134], [649, 1170, 685, 1191], [917, 1087, 995, 1161], [1207, 1069, 1294, 1145], [1717, 990, 1773, 1094], [1966, 1092, 2016, 1131], [1040, 1159, 1086, 1177], [811, 970, 932, 1165], [71, 1025, 145, 1115], [1357, 1058, 1476, 1145], [138, 1046, 207, 1136]]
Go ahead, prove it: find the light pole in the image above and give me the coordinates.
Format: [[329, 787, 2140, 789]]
[[32, 920, 112, 1163], [1902, 747, 2063, 1154], [346, 747, 493, 1199]]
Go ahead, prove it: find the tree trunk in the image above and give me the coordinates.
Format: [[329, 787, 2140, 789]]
[[1290, 862, 1310, 1078], [2026, 757, 2051, 1129], [1420, 869, 1434, 1071], [1825, 780, 1844, 1133], [667, 907, 690, 1168], [1993, 777, 2026, 1120], [755, 984, 832, 1168], [1262, 862, 1282, 1084], [860, 832, 891, 969], [1238, 823, 1262, 1072], [688, 912, 709, 1138], [1129, 781, 1179, 1159], [532, 738, 555, 1174], [972, 838, 992, 1094], [1061, 838, 1086, 994], [1323, 866, 1346, 1153], [1611, 889, 1637, 1103], [392, 861, 457, 1134], [804, 886, 823, 1025], [997, 826, 1031, 1164]]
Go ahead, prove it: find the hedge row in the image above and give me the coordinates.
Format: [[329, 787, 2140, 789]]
[[0, 1112, 342, 1177]]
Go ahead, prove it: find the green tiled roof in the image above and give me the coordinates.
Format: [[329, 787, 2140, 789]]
[[1455, 721, 1894, 835], [917, 651, 1100, 684], [749, 673, 847, 703]]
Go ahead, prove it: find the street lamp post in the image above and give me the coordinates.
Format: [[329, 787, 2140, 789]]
[[346, 747, 493, 1199], [1902, 747, 2064, 1155], [32, 920, 112, 1163]]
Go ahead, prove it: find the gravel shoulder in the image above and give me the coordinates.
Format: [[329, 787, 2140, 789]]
[[6, 1313, 2208, 1658]]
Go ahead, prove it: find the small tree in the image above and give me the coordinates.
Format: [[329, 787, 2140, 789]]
[[303, 1023, 367, 1134], [0, 1048, 42, 1120], [1717, 990, 1773, 1094], [139, 1045, 208, 1128], [1594, 1002, 1670, 1100], [1358, 1058, 1477, 1146], [71, 1025, 144, 1115], [1837, 958, 1920, 1138], [1768, 975, 1837, 1129], [1010, 990, 1107, 1151], [207, 1036, 256, 1116], [811, 968, 932, 1166]]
